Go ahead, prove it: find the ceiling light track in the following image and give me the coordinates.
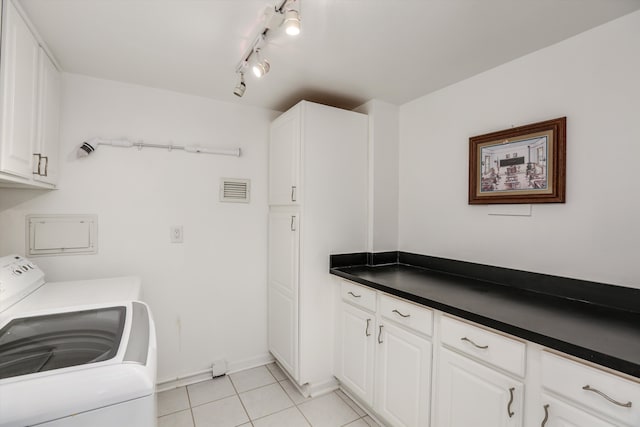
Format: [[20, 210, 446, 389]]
[[233, 0, 300, 97]]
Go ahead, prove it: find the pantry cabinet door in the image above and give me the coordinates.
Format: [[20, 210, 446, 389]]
[[436, 348, 523, 427], [375, 321, 431, 427], [336, 302, 375, 406], [0, 0, 39, 178], [267, 211, 300, 380], [269, 105, 300, 205]]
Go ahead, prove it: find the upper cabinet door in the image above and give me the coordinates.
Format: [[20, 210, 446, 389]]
[[33, 49, 60, 185], [269, 105, 301, 205], [0, 0, 40, 179]]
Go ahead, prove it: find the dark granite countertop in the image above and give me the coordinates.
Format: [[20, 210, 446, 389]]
[[330, 252, 640, 379]]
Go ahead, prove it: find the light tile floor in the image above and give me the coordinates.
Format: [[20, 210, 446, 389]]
[[157, 363, 381, 427]]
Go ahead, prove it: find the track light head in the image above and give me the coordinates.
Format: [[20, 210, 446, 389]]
[[233, 72, 246, 97], [284, 9, 300, 36], [252, 50, 270, 78]]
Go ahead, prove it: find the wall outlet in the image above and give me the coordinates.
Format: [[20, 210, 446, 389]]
[[211, 359, 228, 377], [170, 226, 183, 243]]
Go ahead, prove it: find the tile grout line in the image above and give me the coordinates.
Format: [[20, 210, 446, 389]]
[[333, 390, 368, 425], [184, 384, 197, 427], [275, 376, 314, 426], [228, 372, 254, 427]]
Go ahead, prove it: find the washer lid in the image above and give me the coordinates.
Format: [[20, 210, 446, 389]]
[[0, 306, 125, 380]]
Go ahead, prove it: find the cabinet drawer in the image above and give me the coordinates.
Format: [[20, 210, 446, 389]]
[[340, 281, 376, 312], [542, 351, 640, 426], [441, 316, 526, 377], [379, 294, 433, 336]]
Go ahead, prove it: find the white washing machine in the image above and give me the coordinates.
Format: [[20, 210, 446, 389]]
[[0, 255, 157, 427]]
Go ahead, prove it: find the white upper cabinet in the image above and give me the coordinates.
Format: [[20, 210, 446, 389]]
[[33, 48, 61, 185], [269, 106, 301, 205], [0, 0, 61, 188], [0, 0, 39, 179]]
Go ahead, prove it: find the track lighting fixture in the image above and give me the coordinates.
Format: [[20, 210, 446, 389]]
[[252, 49, 270, 78], [284, 9, 300, 36], [232, 0, 301, 97], [233, 72, 246, 97]]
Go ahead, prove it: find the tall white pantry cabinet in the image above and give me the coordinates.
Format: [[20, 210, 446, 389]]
[[268, 100, 368, 394]]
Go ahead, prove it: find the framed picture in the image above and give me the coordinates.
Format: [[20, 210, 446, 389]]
[[469, 117, 566, 204]]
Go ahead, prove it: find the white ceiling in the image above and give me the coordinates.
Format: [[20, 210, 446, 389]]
[[18, 0, 640, 112]]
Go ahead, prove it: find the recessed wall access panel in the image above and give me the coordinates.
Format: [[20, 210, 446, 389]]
[[26, 214, 98, 256]]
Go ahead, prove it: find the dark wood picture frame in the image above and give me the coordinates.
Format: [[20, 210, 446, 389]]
[[469, 117, 566, 204]]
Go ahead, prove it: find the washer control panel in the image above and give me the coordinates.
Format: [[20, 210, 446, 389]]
[[0, 254, 45, 313]]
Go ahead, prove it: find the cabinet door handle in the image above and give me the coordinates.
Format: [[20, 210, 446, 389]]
[[290, 216, 296, 231], [365, 318, 371, 337], [347, 291, 361, 298], [33, 153, 42, 175], [582, 385, 632, 408], [541, 404, 549, 427], [41, 156, 48, 177], [291, 186, 297, 202], [507, 387, 515, 418], [461, 337, 489, 349], [392, 309, 410, 318], [377, 325, 384, 344]]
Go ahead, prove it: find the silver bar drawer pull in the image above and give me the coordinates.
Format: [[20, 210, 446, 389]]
[[582, 385, 632, 408], [541, 404, 549, 427], [365, 318, 371, 337], [461, 337, 489, 349], [378, 325, 384, 344], [291, 186, 297, 202], [347, 291, 361, 298], [392, 309, 410, 318], [507, 387, 515, 417]]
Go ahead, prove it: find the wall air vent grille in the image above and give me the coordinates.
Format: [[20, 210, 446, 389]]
[[220, 178, 250, 203]]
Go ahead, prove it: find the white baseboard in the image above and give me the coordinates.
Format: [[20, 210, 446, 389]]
[[156, 352, 274, 393], [227, 352, 275, 374], [305, 376, 340, 397]]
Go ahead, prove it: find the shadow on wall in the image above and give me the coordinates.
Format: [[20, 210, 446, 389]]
[[0, 189, 49, 212]]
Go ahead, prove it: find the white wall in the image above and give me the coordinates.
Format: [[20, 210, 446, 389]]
[[0, 74, 279, 382], [398, 11, 640, 288], [354, 99, 399, 252]]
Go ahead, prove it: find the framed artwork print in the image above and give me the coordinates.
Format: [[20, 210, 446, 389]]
[[468, 117, 566, 204]]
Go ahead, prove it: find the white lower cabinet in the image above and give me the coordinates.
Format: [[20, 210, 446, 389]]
[[335, 302, 375, 405], [539, 394, 618, 427], [334, 279, 640, 427], [335, 283, 432, 427], [375, 320, 431, 427], [435, 348, 523, 427], [541, 351, 639, 427]]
